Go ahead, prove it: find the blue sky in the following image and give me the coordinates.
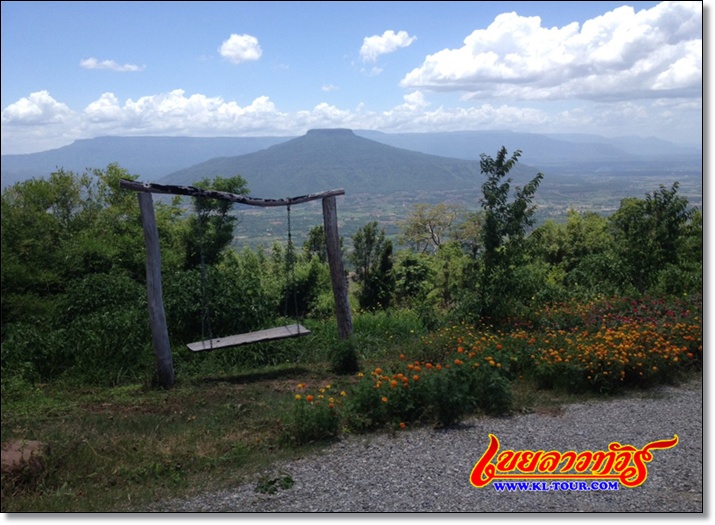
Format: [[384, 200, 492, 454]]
[[0, 1, 703, 155]]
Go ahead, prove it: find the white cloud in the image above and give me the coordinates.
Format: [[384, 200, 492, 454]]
[[360, 30, 416, 62], [400, 2, 702, 101], [1, 90, 74, 125], [1, 85, 702, 155], [219, 34, 262, 64], [321, 84, 339, 92], [80, 58, 145, 72]]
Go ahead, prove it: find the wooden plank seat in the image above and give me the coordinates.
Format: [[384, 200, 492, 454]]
[[187, 324, 310, 352]]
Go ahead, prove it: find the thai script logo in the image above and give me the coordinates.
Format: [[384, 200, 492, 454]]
[[470, 433, 678, 489]]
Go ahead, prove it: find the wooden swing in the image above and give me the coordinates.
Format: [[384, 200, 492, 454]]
[[187, 203, 310, 352], [119, 179, 353, 388]]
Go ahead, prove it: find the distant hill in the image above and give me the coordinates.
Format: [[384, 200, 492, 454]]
[[355, 130, 701, 168], [1, 129, 701, 190], [0, 135, 290, 188], [157, 128, 541, 196]]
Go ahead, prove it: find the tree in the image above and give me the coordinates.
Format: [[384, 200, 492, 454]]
[[350, 222, 394, 310], [476, 147, 544, 318], [398, 203, 462, 254], [184, 175, 249, 269], [610, 182, 695, 292]]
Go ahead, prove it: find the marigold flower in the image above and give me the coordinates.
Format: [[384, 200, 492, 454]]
[[413, 375, 420, 381], [400, 354, 406, 360], [399, 422, 406, 429], [340, 391, 347, 397], [454, 359, 463, 365], [390, 380, 398, 388], [295, 394, 302, 400], [436, 364, 442, 371], [381, 396, 388, 403], [374, 368, 382, 375], [328, 403, 335, 409], [426, 363, 433, 369], [457, 346, 464, 353], [306, 394, 314, 403]]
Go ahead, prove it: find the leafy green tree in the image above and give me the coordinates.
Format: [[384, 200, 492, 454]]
[[476, 147, 543, 318], [398, 203, 463, 254], [451, 211, 484, 258], [1, 164, 186, 384], [610, 182, 695, 292], [184, 175, 249, 269], [350, 222, 395, 310], [393, 251, 434, 307]]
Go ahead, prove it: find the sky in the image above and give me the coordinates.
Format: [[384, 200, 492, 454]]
[[0, 1, 703, 155]]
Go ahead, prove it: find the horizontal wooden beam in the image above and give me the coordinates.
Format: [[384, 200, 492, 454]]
[[119, 179, 345, 207]]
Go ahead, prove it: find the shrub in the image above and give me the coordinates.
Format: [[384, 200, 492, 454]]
[[281, 394, 340, 447], [330, 338, 360, 375]]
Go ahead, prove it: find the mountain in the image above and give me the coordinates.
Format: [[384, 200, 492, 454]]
[[156, 128, 539, 196], [1, 135, 290, 188], [355, 130, 701, 168], [1, 129, 701, 190]]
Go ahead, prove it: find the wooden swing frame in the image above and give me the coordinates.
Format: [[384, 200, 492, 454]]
[[120, 179, 353, 388]]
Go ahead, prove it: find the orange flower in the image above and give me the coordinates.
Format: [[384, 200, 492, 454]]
[[399, 354, 406, 360], [381, 396, 388, 403], [413, 375, 420, 381], [399, 422, 406, 429], [374, 367, 382, 375], [457, 346, 464, 353], [390, 380, 398, 388], [306, 394, 314, 403], [436, 364, 442, 371]]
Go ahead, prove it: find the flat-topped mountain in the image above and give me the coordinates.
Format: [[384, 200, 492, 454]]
[[158, 128, 536, 196]]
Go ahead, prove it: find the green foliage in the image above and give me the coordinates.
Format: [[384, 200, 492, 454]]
[[330, 338, 360, 375], [350, 222, 395, 310], [475, 147, 544, 320], [610, 183, 695, 292], [281, 396, 340, 447], [398, 203, 463, 254], [255, 473, 295, 494], [184, 175, 249, 269]]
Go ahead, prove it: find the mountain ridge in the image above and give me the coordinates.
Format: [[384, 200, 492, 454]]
[[1, 129, 702, 191]]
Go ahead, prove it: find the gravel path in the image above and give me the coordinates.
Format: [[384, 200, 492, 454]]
[[151, 377, 703, 513]]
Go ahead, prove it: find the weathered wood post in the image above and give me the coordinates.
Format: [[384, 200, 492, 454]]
[[322, 195, 353, 339], [137, 192, 175, 388]]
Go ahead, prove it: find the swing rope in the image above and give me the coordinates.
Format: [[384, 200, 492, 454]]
[[284, 203, 304, 334], [197, 198, 214, 350], [188, 198, 309, 352]]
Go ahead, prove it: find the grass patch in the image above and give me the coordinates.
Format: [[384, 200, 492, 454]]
[[1, 299, 702, 512]]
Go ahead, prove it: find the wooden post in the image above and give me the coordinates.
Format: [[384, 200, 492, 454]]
[[137, 192, 175, 388], [322, 195, 353, 339]]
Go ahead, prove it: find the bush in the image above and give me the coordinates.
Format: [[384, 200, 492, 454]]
[[281, 394, 340, 447], [330, 338, 360, 375]]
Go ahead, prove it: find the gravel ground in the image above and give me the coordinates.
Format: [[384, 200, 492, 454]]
[[150, 377, 703, 513]]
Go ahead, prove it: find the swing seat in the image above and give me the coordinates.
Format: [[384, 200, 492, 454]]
[[187, 323, 310, 352]]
